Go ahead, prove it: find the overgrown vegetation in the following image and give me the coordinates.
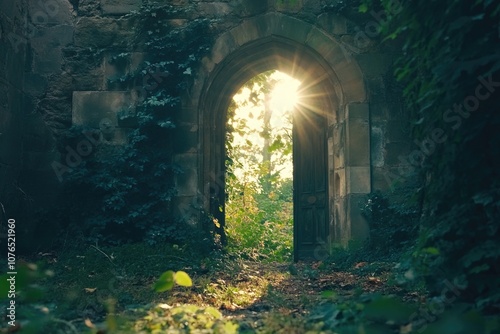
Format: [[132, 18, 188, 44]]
[[54, 4, 218, 247], [361, 0, 500, 323], [225, 72, 295, 262]]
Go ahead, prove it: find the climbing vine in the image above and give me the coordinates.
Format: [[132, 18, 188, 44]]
[[362, 0, 500, 315], [59, 3, 217, 246]]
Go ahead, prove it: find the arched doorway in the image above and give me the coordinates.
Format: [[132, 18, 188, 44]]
[[186, 14, 371, 260]]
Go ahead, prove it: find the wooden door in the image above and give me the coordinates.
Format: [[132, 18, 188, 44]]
[[293, 108, 329, 261]]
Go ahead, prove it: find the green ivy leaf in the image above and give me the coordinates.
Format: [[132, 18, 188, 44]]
[[359, 3, 368, 13], [174, 271, 193, 287], [154, 270, 175, 292]]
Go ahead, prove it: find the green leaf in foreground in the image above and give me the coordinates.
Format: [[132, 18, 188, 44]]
[[154, 270, 175, 292], [174, 271, 193, 287]]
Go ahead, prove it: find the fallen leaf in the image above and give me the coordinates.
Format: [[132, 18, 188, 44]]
[[84, 319, 95, 328], [354, 262, 368, 268], [84, 288, 97, 293]]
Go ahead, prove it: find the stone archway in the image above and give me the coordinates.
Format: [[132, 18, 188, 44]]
[[182, 13, 371, 260]]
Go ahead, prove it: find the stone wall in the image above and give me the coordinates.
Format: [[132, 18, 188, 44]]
[[0, 0, 415, 252]]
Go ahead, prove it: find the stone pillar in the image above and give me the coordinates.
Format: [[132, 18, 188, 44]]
[[345, 102, 371, 243]]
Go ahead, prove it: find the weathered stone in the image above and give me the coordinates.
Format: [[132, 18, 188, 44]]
[[346, 167, 371, 194], [101, 0, 141, 15], [370, 125, 384, 167], [346, 103, 370, 166], [230, 19, 260, 47], [74, 16, 133, 47], [72, 91, 135, 128], [334, 169, 346, 198], [174, 154, 198, 197], [275, 0, 303, 13], [317, 13, 347, 35], [29, 0, 74, 25], [306, 27, 339, 59], [347, 102, 369, 119], [38, 96, 73, 130], [272, 15, 311, 43], [229, 0, 267, 17], [197, 2, 232, 17], [347, 193, 370, 242], [210, 32, 237, 64]]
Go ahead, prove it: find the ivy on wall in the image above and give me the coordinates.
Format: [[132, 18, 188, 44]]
[[362, 0, 500, 313], [60, 4, 217, 246]]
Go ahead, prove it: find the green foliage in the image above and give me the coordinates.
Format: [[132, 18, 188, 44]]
[[154, 270, 193, 292], [361, 190, 419, 260], [57, 3, 217, 246], [363, 0, 500, 317], [225, 72, 294, 262], [225, 179, 293, 262], [133, 304, 238, 334]]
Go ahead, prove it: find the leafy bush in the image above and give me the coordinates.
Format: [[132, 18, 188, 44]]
[[361, 190, 419, 260], [362, 0, 500, 315], [54, 4, 217, 247]]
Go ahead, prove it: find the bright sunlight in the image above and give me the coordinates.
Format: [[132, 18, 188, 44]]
[[225, 70, 301, 262], [268, 71, 301, 114]]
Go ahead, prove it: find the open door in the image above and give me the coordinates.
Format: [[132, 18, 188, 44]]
[[293, 108, 329, 261]]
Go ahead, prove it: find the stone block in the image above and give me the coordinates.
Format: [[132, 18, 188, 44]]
[[346, 104, 370, 167], [30, 25, 73, 74], [72, 91, 135, 128], [272, 15, 312, 43], [329, 59, 367, 103], [306, 27, 339, 60], [229, 0, 267, 17], [317, 13, 347, 35], [333, 168, 346, 198], [256, 12, 280, 38], [101, 0, 142, 15], [332, 199, 348, 245], [347, 193, 370, 243], [197, 2, 232, 17], [275, 0, 303, 13], [210, 32, 237, 64], [370, 124, 384, 167], [230, 19, 261, 46], [347, 102, 369, 119], [174, 154, 198, 197], [75, 17, 133, 48], [346, 167, 370, 194], [29, 0, 73, 25]]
